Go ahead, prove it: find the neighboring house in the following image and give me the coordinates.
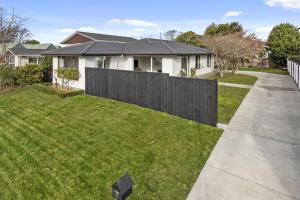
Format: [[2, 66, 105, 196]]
[[2, 43, 56, 67], [42, 31, 214, 90]]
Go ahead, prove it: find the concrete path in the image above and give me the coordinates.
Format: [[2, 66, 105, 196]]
[[218, 82, 252, 89], [187, 71, 300, 200]]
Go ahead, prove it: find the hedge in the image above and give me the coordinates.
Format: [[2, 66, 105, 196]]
[[33, 84, 84, 98], [0, 64, 46, 86], [289, 56, 300, 64]]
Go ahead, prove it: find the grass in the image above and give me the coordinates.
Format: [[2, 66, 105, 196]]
[[0, 87, 222, 200], [218, 86, 250, 124], [207, 73, 257, 85], [240, 67, 289, 75]]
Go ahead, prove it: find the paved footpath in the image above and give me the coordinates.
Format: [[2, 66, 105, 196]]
[[187, 71, 300, 200], [218, 82, 252, 89]]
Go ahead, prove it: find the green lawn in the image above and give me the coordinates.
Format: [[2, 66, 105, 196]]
[[0, 87, 222, 200], [240, 67, 289, 75], [207, 73, 257, 85], [218, 86, 250, 124]]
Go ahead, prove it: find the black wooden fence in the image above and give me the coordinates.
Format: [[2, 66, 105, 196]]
[[85, 68, 218, 126]]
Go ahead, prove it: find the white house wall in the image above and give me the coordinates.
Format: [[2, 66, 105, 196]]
[[172, 56, 182, 76], [162, 56, 174, 75], [14, 55, 20, 67], [85, 57, 96, 68], [52, 56, 86, 90], [196, 55, 215, 76], [122, 56, 134, 71], [52, 54, 214, 90]]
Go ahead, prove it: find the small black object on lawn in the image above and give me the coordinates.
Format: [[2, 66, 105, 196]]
[[112, 173, 133, 200]]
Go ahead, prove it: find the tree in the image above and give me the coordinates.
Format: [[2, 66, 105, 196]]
[[267, 23, 300, 67], [24, 39, 40, 44], [164, 30, 179, 41], [176, 31, 204, 47], [0, 7, 31, 58], [204, 22, 244, 36], [202, 32, 253, 76]]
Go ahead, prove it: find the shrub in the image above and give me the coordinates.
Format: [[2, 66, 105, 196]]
[[0, 65, 15, 86], [190, 68, 196, 78], [56, 67, 80, 89], [289, 56, 300, 64], [179, 69, 187, 77], [40, 56, 53, 71], [15, 64, 44, 85]]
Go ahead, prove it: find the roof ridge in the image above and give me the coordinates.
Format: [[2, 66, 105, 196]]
[[80, 41, 96, 54], [161, 41, 176, 54]]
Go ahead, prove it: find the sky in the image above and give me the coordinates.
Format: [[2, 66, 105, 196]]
[[1, 0, 300, 44]]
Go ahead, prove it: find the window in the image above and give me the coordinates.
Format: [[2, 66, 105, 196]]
[[29, 57, 38, 64], [152, 57, 162, 72], [207, 55, 212, 68], [196, 56, 201, 69], [8, 55, 15, 67], [96, 56, 110, 69], [181, 56, 188, 72], [58, 56, 79, 69]]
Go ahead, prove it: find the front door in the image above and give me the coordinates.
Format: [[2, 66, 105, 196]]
[[134, 60, 139, 71]]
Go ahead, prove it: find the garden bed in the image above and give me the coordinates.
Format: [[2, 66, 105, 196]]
[[0, 85, 15, 94], [33, 84, 84, 98]]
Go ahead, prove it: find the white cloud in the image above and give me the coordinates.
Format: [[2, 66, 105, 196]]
[[265, 0, 300, 9], [255, 27, 273, 34], [59, 28, 75, 33], [135, 28, 145, 32], [108, 18, 122, 24], [78, 27, 96, 32], [59, 27, 96, 33], [224, 11, 243, 17], [108, 19, 158, 27], [254, 26, 273, 39], [124, 19, 158, 27]]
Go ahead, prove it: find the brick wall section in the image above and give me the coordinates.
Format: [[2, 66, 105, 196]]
[[63, 34, 93, 44]]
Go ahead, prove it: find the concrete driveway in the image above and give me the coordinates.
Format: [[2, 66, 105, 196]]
[[187, 72, 300, 200]]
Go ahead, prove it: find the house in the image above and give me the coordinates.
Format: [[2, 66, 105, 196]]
[[42, 31, 214, 90], [2, 43, 56, 67]]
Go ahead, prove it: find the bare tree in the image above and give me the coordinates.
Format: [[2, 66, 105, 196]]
[[202, 32, 254, 76], [164, 30, 179, 41], [0, 7, 31, 59]]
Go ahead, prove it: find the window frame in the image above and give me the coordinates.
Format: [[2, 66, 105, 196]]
[[196, 55, 201, 69], [96, 56, 110, 69], [58, 56, 79, 69]]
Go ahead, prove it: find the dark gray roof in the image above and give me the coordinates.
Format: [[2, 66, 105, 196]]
[[61, 31, 137, 44], [125, 39, 212, 55], [42, 38, 213, 56], [9, 43, 56, 56]]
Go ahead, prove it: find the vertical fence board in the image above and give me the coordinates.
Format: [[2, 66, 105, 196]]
[[287, 60, 300, 90], [85, 68, 218, 126]]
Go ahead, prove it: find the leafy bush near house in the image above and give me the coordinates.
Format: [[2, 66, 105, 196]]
[[56, 67, 80, 89], [0, 64, 15, 86], [40, 56, 53, 70], [289, 56, 300, 64], [190, 68, 196, 78], [15, 64, 45, 85]]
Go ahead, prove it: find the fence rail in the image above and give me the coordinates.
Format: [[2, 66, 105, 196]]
[[85, 68, 218, 126], [287, 60, 300, 90]]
